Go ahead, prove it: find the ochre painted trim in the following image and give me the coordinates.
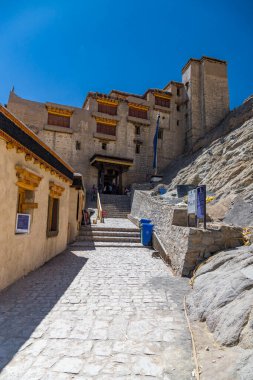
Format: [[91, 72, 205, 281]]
[[49, 181, 65, 198], [15, 165, 43, 190], [97, 98, 119, 106], [46, 105, 73, 117], [94, 116, 117, 126], [0, 130, 72, 184], [128, 103, 149, 111], [0, 105, 74, 174], [90, 157, 133, 166], [153, 92, 172, 100]]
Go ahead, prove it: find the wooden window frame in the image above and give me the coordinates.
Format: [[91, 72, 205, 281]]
[[47, 196, 60, 237], [98, 103, 117, 116], [97, 123, 116, 136], [129, 107, 148, 119], [48, 113, 70, 128], [155, 97, 170, 108]]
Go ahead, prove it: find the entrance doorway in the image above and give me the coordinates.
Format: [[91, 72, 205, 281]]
[[99, 167, 121, 194]]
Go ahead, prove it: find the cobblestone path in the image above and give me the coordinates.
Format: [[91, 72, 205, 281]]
[[0, 246, 193, 379]]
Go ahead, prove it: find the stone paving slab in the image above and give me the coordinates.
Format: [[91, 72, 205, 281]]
[[0, 245, 193, 379]]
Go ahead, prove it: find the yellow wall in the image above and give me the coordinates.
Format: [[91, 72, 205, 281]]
[[68, 187, 85, 243], [0, 138, 71, 290]]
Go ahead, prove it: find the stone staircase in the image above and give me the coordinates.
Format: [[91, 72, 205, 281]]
[[100, 194, 131, 219], [72, 223, 144, 248]]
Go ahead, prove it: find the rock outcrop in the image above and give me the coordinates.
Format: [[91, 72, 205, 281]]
[[186, 246, 253, 378]]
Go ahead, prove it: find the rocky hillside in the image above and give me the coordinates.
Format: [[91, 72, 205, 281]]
[[161, 96, 253, 226]]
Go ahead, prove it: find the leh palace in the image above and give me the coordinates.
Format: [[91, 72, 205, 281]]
[[6, 56, 229, 192], [0, 55, 230, 290]]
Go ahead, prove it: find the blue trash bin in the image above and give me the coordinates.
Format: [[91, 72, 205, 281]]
[[141, 223, 154, 246], [139, 218, 151, 228]]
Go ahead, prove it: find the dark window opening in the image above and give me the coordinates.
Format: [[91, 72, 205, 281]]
[[177, 88, 180, 96], [177, 120, 180, 126], [135, 126, 140, 135], [177, 105, 180, 112], [135, 144, 140, 154], [102, 142, 107, 150], [98, 103, 117, 115], [47, 197, 59, 236], [158, 129, 163, 140], [76, 141, 81, 150], [97, 123, 116, 136], [48, 113, 70, 128], [129, 107, 147, 119], [155, 97, 170, 108]]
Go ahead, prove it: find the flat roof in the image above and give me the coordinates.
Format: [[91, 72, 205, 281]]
[[182, 56, 227, 73]]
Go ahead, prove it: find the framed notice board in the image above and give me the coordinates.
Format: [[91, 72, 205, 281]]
[[16, 213, 31, 234]]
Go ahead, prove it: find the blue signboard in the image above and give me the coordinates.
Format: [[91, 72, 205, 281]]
[[16, 213, 31, 233], [197, 186, 206, 219]]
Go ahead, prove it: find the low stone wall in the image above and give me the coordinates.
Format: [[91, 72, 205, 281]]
[[131, 190, 243, 276]]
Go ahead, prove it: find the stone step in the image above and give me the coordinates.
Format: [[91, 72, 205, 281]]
[[77, 236, 141, 242], [79, 230, 140, 237], [71, 241, 146, 248], [80, 226, 139, 232]]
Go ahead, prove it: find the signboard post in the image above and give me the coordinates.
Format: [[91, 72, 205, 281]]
[[16, 213, 31, 234], [187, 185, 207, 228], [187, 189, 197, 227], [197, 185, 207, 229]]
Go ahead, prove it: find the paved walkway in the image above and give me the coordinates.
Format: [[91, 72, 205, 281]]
[[0, 245, 193, 379]]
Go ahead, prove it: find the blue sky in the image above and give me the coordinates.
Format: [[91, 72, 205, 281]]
[[0, 0, 252, 109]]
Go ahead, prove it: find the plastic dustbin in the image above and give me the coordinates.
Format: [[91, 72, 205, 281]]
[[139, 218, 151, 227], [141, 223, 154, 246]]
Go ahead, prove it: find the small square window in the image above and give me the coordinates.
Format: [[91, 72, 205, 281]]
[[76, 141, 81, 150], [102, 142, 107, 150], [135, 144, 140, 154]]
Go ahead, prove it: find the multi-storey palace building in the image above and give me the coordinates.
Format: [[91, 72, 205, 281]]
[[7, 56, 229, 193]]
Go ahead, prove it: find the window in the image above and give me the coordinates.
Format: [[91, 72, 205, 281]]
[[97, 123, 116, 136], [102, 142, 107, 150], [76, 141, 81, 150], [135, 126, 140, 135], [155, 97, 170, 108], [135, 144, 140, 154], [48, 113, 70, 128], [129, 107, 147, 119], [47, 197, 59, 236], [47, 182, 65, 237], [177, 120, 180, 126], [177, 105, 180, 112], [158, 129, 163, 140], [177, 88, 180, 96], [98, 103, 117, 115]]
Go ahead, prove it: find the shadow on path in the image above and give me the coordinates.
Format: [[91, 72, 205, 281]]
[[0, 250, 88, 371]]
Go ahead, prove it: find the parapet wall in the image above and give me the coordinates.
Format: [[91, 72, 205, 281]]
[[131, 190, 243, 276]]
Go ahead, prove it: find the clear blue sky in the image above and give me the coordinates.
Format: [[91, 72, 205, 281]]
[[0, 0, 252, 109]]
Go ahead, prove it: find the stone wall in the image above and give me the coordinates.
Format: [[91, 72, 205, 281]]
[[131, 190, 243, 276]]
